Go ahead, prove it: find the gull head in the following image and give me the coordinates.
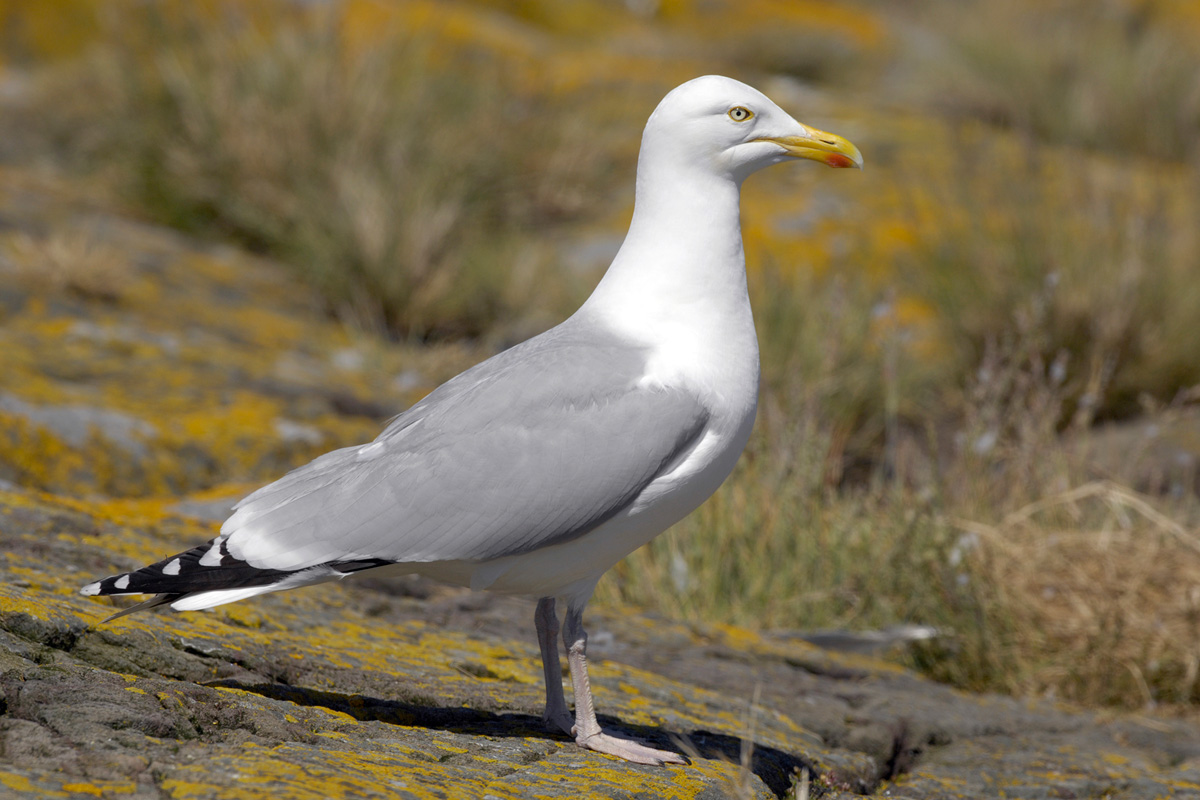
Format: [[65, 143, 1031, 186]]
[[640, 75, 862, 185]]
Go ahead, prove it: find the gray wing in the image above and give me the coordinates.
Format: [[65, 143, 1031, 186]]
[[218, 321, 710, 571]]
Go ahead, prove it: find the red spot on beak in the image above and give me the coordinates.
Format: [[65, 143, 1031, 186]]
[[824, 153, 856, 169]]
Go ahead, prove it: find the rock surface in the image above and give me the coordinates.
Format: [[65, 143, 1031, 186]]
[[3, 487, 1200, 799], [1, 168, 1199, 800]]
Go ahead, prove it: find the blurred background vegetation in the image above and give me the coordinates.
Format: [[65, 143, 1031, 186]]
[[1, 0, 1198, 713]]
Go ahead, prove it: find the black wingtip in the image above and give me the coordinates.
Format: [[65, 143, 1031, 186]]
[[82, 539, 291, 599], [100, 593, 184, 623], [80, 538, 398, 619]]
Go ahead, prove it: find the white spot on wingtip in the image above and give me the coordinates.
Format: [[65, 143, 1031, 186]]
[[114, 574, 131, 590], [199, 542, 224, 566], [162, 558, 182, 576], [80, 581, 100, 596]]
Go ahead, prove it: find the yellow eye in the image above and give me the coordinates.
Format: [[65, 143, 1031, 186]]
[[728, 106, 754, 122]]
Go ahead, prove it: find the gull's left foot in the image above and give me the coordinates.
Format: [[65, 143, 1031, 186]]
[[576, 730, 687, 766], [543, 710, 574, 737]]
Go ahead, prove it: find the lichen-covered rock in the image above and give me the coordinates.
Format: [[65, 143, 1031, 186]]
[[2, 486, 1199, 799], [0, 486, 843, 799]]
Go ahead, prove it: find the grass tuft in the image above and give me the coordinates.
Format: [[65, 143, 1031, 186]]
[[887, 0, 1200, 162], [33, 2, 604, 339]]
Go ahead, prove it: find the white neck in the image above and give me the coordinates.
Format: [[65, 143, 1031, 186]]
[[576, 149, 760, 406], [581, 156, 751, 334]]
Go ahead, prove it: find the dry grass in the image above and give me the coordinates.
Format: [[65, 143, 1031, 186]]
[[0, 226, 134, 303], [942, 482, 1200, 706], [880, 0, 1200, 162], [32, 1, 607, 339], [891, 132, 1200, 426]]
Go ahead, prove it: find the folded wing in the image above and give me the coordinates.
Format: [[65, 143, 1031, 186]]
[[224, 325, 709, 569], [83, 320, 711, 613]]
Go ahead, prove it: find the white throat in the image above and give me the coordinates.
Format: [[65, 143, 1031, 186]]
[[577, 151, 760, 407]]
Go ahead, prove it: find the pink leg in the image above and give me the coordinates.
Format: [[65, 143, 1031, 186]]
[[561, 602, 685, 766]]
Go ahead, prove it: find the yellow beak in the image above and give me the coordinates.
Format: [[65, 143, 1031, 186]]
[[755, 125, 863, 169]]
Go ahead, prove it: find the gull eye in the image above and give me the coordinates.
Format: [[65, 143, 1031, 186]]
[[728, 106, 754, 122]]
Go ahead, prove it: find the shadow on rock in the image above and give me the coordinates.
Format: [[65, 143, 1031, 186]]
[[208, 680, 818, 798], [672, 729, 825, 798]]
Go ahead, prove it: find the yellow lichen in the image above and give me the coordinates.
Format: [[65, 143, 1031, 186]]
[[0, 771, 65, 798]]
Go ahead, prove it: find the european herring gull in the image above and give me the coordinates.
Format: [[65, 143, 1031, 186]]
[[81, 75, 862, 765]]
